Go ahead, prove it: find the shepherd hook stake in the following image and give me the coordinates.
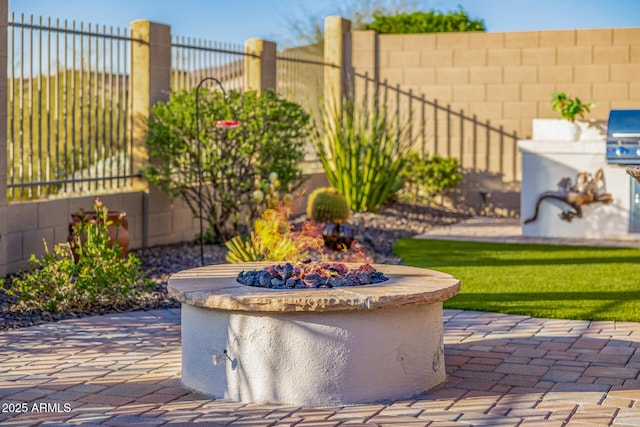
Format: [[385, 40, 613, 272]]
[[195, 77, 229, 266]]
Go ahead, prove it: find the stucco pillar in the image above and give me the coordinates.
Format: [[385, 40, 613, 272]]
[[324, 16, 351, 112], [0, 0, 8, 276], [244, 39, 276, 92], [130, 20, 171, 190]]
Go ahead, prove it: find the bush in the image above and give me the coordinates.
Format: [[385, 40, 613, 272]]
[[365, 7, 486, 34], [399, 151, 463, 203], [313, 97, 413, 212], [143, 89, 310, 242], [7, 199, 152, 314]]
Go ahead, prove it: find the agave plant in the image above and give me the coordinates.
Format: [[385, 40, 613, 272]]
[[313, 96, 413, 212]]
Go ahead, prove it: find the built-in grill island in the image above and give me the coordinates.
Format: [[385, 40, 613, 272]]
[[606, 110, 640, 165], [519, 109, 640, 241], [606, 110, 640, 232]]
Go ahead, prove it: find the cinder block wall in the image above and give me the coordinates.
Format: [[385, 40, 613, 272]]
[[5, 190, 200, 273], [355, 27, 640, 141], [5, 175, 326, 273], [352, 27, 640, 213]]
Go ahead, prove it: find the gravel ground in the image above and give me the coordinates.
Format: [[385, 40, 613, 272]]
[[0, 202, 470, 331]]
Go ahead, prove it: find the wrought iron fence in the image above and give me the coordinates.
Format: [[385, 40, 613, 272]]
[[276, 47, 325, 123], [170, 36, 245, 92], [350, 70, 520, 183], [276, 47, 335, 163], [7, 13, 136, 200]]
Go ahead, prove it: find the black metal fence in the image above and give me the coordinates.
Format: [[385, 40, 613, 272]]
[[170, 36, 246, 92], [349, 69, 520, 183], [6, 14, 521, 201], [276, 48, 326, 121], [7, 13, 136, 200], [276, 47, 332, 162]]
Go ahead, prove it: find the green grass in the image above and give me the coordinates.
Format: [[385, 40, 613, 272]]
[[393, 239, 640, 322]]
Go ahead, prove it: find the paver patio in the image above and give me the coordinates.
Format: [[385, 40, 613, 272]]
[[2, 217, 640, 426], [1, 307, 640, 426]]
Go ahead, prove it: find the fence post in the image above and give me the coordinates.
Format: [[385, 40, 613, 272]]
[[0, 0, 7, 276], [130, 20, 171, 189], [244, 39, 276, 92], [324, 16, 351, 113]]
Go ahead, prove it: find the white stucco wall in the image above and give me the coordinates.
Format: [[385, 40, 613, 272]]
[[181, 302, 446, 406], [519, 139, 638, 241]]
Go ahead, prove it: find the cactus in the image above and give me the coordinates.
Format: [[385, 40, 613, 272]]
[[306, 187, 350, 224]]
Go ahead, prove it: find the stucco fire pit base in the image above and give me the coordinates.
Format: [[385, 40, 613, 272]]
[[168, 263, 460, 406]]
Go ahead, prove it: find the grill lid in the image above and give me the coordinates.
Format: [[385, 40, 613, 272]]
[[607, 110, 640, 141], [606, 110, 640, 164]]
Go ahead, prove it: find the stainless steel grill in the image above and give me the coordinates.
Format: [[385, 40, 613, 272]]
[[606, 109, 640, 164]]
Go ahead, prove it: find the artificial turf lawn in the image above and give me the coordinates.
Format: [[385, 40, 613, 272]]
[[392, 238, 640, 322]]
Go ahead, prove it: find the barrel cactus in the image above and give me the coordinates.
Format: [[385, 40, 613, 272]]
[[306, 187, 350, 224]]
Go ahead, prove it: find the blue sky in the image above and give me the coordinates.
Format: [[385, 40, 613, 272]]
[[9, 0, 640, 47]]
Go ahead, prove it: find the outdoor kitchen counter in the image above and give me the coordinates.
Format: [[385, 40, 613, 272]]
[[167, 262, 461, 312]]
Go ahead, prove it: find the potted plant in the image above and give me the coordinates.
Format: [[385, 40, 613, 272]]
[[306, 187, 354, 250], [67, 198, 130, 262], [533, 92, 595, 142]]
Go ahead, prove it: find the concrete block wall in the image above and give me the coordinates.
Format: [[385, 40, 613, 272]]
[[5, 190, 200, 273], [351, 27, 640, 214], [5, 174, 325, 273], [354, 27, 640, 146]]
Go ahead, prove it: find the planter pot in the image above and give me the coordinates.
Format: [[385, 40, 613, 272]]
[[532, 119, 581, 142], [322, 223, 355, 251], [67, 210, 130, 262]]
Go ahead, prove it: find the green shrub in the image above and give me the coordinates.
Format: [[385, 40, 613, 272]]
[[306, 187, 350, 224], [365, 7, 486, 34], [399, 151, 463, 203], [7, 199, 152, 314], [313, 97, 413, 212], [143, 89, 310, 242]]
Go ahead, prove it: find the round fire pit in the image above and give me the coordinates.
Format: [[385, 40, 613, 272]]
[[168, 262, 460, 406]]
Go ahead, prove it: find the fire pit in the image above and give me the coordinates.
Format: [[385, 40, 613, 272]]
[[168, 262, 460, 406]]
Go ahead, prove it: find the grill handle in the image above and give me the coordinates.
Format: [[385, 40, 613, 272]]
[[612, 132, 640, 138]]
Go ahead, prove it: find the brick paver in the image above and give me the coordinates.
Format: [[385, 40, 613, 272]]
[[0, 308, 638, 426], [3, 218, 640, 426]]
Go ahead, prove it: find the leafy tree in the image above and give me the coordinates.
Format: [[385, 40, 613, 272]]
[[365, 6, 486, 34], [143, 89, 310, 242], [281, 1, 485, 49]]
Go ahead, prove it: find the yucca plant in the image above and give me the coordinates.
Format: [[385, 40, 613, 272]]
[[313, 97, 413, 212]]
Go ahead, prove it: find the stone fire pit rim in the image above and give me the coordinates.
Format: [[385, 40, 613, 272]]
[[168, 262, 461, 313]]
